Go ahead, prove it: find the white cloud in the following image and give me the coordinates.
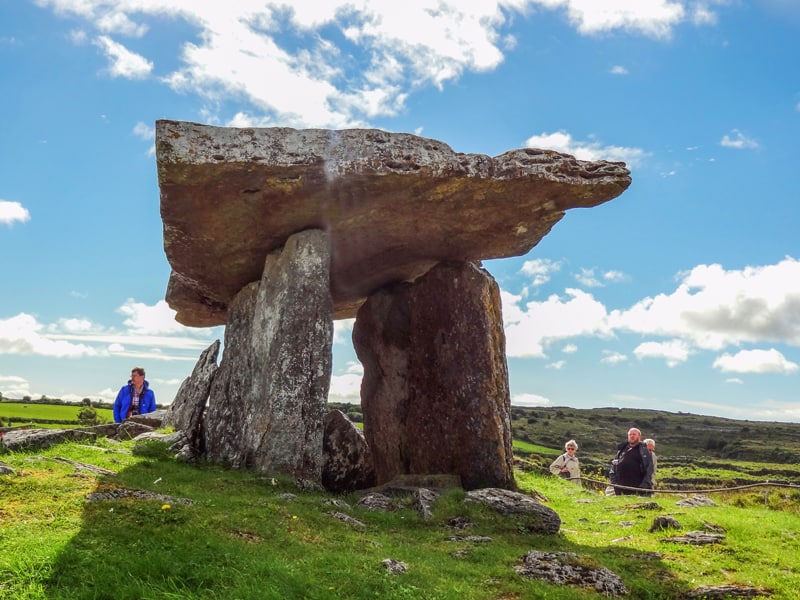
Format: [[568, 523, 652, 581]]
[[603, 270, 628, 283], [574, 267, 603, 288], [713, 348, 799, 374], [132, 121, 154, 140], [529, 0, 686, 38], [524, 130, 649, 167], [0, 313, 98, 357], [328, 361, 363, 403], [0, 374, 31, 398], [333, 318, 355, 344], [0, 200, 31, 225], [546, 360, 566, 369], [511, 392, 551, 407], [601, 350, 628, 364], [117, 299, 187, 335], [520, 258, 562, 286], [719, 129, 759, 149], [502, 287, 613, 358], [93, 35, 153, 79], [610, 65, 628, 75], [562, 343, 578, 354], [633, 339, 692, 367], [725, 377, 743, 384], [34, 1, 717, 128], [612, 257, 800, 350]]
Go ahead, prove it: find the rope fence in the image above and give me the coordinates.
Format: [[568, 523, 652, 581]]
[[578, 476, 800, 496]]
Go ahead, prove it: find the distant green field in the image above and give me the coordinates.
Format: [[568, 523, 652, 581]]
[[512, 439, 559, 456], [0, 402, 113, 425]]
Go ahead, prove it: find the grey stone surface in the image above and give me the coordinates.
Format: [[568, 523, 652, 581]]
[[204, 229, 332, 482], [354, 261, 514, 490], [156, 121, 631, 326]]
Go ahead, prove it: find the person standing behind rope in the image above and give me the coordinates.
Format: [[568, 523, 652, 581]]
[[610, 428, 654, 495], [549, 440, 581, 485], [644, 438, 658, 488], [113, 366, 156, 423]]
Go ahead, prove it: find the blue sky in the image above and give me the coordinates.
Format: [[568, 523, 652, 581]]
[[2, 0, 799, 422]]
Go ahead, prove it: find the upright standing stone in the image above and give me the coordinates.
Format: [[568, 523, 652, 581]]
[[204, 229, 333, 482], [354, 261, 515, 490], [162, 339, 220, 450]]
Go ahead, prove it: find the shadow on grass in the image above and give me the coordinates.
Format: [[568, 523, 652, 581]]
[[43, 457, 694, 600]]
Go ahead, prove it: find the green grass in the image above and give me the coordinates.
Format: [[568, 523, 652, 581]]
[[0, 402, 114, 427], [1, 437, 795, 599]]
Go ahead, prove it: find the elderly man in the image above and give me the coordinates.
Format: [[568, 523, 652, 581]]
[[610, 428, 654, 495]]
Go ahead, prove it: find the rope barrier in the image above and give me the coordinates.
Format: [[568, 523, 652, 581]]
[[578, 476, 800, 495]]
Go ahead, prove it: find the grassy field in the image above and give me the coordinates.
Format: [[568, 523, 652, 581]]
[[2, 434, 798, 599], [0, 402, 114, 427]]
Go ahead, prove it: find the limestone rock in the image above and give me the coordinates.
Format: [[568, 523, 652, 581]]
[[162, 339, 220, 449], [464, 488, 561, 535], [1, 428, 96, 452], [204, 229, 333, 482], [321, 409, 376, 493], [156, 120, 631, 326], [354, 261, 514, 490], [514, 551, 627, 597]]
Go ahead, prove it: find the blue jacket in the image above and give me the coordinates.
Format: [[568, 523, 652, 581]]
[[113, 379, 156, 423]]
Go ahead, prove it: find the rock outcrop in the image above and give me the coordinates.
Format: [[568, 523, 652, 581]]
[[157, 120, 631, 326]]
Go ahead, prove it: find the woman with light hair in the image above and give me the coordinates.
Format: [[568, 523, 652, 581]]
[[644, 438, 657, 487], [549, 439, 581, 485]]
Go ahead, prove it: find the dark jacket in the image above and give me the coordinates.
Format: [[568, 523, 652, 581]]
[[113, 379, 156, 423], [610, 441, 654, 494]]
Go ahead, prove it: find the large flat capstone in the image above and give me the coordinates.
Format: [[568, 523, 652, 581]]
[[156, 120, 631, 326]]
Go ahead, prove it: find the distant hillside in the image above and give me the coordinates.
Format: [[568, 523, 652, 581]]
[[510, 405, 800, 465]]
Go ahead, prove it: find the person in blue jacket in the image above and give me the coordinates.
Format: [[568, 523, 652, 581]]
[[113, 366, 157, 423]]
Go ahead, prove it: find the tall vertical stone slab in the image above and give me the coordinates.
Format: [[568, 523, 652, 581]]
[[204, 282, 259, 466], [354, 261, 515, 490], [204, 228, 333, 482], [162, 339, 220, 450], [351, 282, 413, 480]]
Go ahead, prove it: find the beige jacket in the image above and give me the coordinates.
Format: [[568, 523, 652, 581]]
[[549, 453, 581, 484]]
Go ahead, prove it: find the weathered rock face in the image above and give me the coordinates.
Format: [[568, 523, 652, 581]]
[[321, 409, 376, 493], [157, 120, 631, 326], [354, 261, 515, 490], [162, 339, 220, 449], [204, 229, 333, 481]]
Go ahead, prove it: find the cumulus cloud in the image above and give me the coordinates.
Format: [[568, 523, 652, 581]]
[[610, 65, 628, 75], [713, 348, 799, 374], [0, 374, 31, 398], [34, 0, 715, 127], [520, 258, 562, 286], [328, 361, 363, 403], [601, 350, 628, 364], [0, 200, 31, 225], [524, 130, 649, 167], [502, 287, 613, 358], [0, 313, 98, 357], [93, 35, 153, 79], [611, 257, 800, 350], [501, 257, 800, 376], [333, 318, 355, 344], [719, 129, 759, 149], [633, 339, 693, 367], [118, 299, 187, 335], [512, 392, 551, 407], [529, 0, 686, 37]]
